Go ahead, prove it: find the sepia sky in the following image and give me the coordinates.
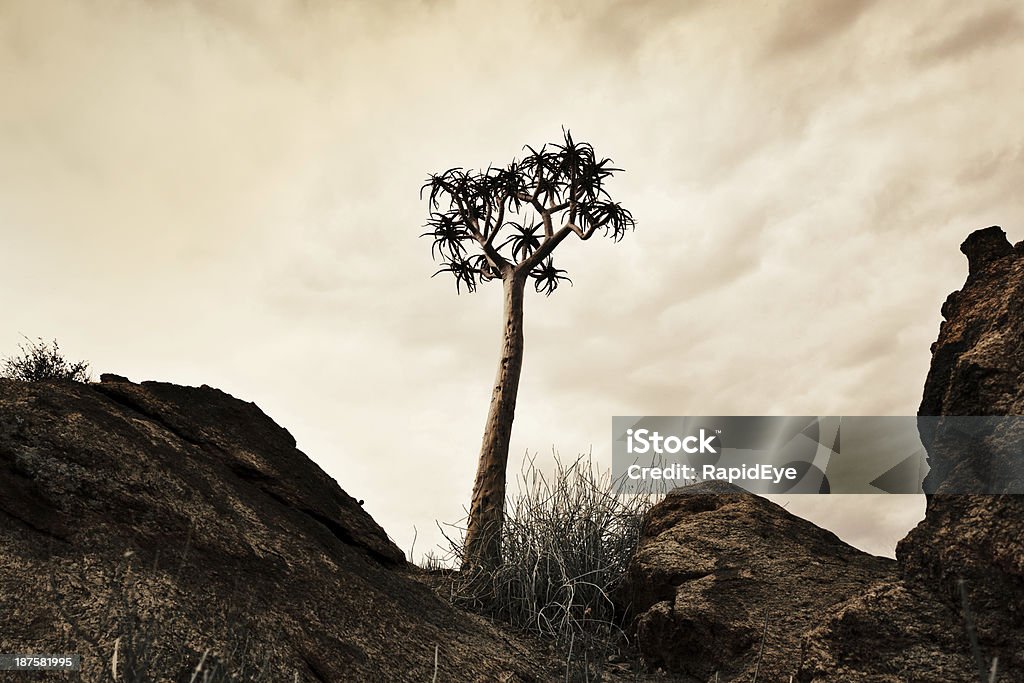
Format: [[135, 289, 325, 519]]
[[3, 0, 1023, 560]]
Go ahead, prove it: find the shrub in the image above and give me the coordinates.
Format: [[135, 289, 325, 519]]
[[1, 337, 90, 382], [434, 451, 663, 681]]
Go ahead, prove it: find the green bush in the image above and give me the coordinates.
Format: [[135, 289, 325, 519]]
[[1, 337, 90, 382]]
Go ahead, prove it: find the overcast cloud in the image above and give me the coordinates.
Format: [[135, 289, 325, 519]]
[[4, 0, 1023, 559]]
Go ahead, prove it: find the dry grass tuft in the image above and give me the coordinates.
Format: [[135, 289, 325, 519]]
[[428, 450, 664, 681]]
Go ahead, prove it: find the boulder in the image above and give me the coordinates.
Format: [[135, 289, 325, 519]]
[[622, 480, 892, 681]]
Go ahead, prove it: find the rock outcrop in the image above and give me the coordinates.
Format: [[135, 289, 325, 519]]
[[622, 481, 894, 681], [625, 226, 1023, 682], [0, 376, 554, 682], [798, 226, 1024, 681], [897, 225, 1024, 677]]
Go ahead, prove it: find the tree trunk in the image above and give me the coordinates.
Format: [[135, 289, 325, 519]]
[[463, 271, 526, 571]]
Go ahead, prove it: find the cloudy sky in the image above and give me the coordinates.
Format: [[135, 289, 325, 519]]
[[3, 0, 1023, 560]]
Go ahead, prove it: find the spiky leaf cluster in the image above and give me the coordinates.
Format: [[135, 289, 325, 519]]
[[530, 258, 572, 297]]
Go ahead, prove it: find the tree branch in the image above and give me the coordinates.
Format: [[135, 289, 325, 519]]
[[453, 196, 481, 237], [565, 221, 602, 240], [479, 238, 512, 275], [451, 195, 511, 275], [485, 196, 507, 248], [539, 210, 554, 239], [482, 201, 495, 241], [520, 226, 573, 272], [530, 197, 547, 219], [517, 212, 615, 274], [568, 164, 577, 225], [532, 164, 544, 202]]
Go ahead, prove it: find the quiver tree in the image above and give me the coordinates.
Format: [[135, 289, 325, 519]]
[[421, 129, 636, 571]]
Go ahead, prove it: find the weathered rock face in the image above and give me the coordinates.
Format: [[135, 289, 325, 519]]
[[622, 481, 893, 682], [0, 376, 553, 682], [797, 227, 1024, 681], [897, 225, 1024, 677], [623, 485, 989, 683], [797, 579, 990, 682], [624, 227, 1024, 682]]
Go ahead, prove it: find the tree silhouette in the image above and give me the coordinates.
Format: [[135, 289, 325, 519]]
[[421, 129, 636, 571]]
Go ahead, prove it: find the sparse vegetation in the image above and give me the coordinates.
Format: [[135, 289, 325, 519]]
[[1, 337, 90, 383], [428, 451, 663, 681], [50, 550, 290, 682]]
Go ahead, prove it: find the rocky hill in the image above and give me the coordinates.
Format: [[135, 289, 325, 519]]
[[0, 376, 556, 681]]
